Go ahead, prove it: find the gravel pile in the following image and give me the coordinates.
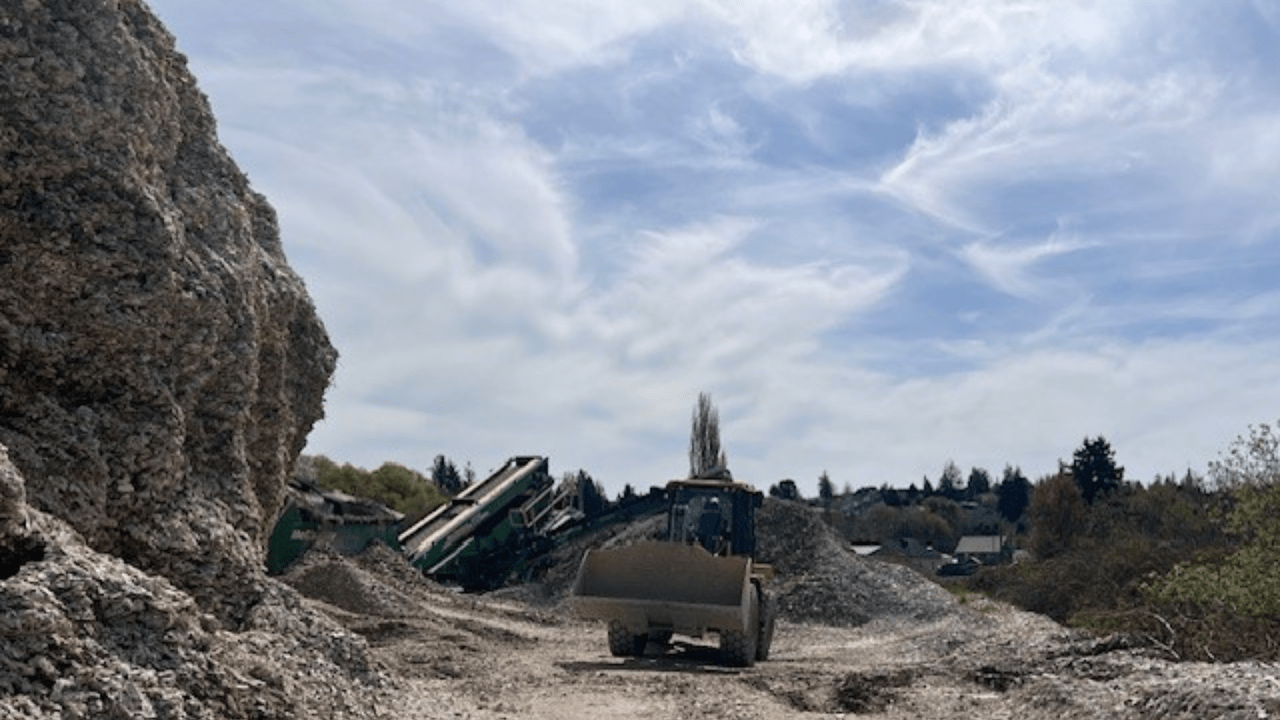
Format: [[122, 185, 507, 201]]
[[282, 544, 420, 618], [494, 496, 959, 629], [492, 514, 667, 607], [755, 499, 959, 627], [0, 505, 384, 719]]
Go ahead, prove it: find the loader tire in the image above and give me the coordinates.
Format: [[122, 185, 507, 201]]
[[607, 621, 645, 657], [755, 586, 776, 661], [720, 589, 759, 667]]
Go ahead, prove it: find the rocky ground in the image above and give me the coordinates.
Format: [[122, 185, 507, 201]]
[[272, 500, 1280, 720], [7, 462, 1279, 718], [4, 1, 1277, 715]]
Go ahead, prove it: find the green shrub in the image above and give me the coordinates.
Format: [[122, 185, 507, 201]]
[[971, 421, 1280, 662], [1138, 423, 1280, 660], [303, 455, 447, 526], [967, 480, 1235, 655]]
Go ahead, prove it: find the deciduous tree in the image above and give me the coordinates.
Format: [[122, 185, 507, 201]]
[[689, 391, 727, 478], [1153, 421, 1280, 619], [1029, 473, 1085, 559], [937, 460, 963, 501]]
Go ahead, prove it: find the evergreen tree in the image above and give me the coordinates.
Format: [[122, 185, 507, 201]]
[[997, 464, 1032, 523], [818, 470, 835, 519], [1071, 436, 1124, 504], [880, 483, 903, 507], [431, 454, 464, 495], [571, 470, 609, 518], [967, 467, 992, 499]]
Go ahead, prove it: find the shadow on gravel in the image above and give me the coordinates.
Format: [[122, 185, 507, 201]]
[[741, 669, 918, 714], [832, 670, 916, 713], [557, 641, 746, 675]]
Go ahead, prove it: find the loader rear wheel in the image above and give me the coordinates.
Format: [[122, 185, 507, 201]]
[[720, 589, 759, 667], [755, 586, 776, 661], [607, 621, 646, 657]]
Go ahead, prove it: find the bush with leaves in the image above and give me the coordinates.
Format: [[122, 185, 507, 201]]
[[302, 455, 447, 526], [968, 479, 1229, 654], [861, 502, 958, 552], [1027, 473, 1085, 559], [1142, 422, 1280, 660]]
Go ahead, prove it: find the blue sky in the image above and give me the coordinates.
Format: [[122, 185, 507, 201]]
[[146, 0, 1280, 496]]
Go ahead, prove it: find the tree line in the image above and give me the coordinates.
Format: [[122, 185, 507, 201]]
[[296, 452, 629, 527], [300, 393, 1280, 662], [763, 424, 1280, 662]]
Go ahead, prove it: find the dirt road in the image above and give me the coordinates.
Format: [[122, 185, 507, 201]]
[[288, 549, 1280, 720]]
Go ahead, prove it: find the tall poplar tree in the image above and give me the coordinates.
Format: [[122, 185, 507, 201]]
[[688, 391, 726, 478]]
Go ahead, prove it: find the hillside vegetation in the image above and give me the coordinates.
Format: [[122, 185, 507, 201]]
[[305, 419, 1280, 663], [774, 424, 1280, 662], [836, 425, 1280, 662], [298, 455, 449, 526]]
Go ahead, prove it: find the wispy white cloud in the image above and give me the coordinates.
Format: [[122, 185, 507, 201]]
[[583, 218, 904, 365], [1253, 0, 1280, 30], [147, 0, 1280, 495], [962, 229, 1095, 299], [686, 104, 761, 161], [701, 0, 1133, 82], [312, 0, 695, 75], [879, 68, 1223, 232]]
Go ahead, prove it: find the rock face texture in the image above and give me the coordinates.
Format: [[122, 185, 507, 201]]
[[0, 449, 382, 719], [0, 0, 336, 623], [0, 1, 372, 716]]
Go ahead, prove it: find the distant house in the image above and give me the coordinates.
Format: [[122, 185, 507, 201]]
[[953, 535, 1012, 566], [869, 537, 946, 576], [894, 537, 940, 558]]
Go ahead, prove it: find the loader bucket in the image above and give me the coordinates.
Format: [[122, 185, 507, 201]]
[[571, 540, 753, 637]]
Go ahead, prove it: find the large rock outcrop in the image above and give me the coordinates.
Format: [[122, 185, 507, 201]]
[[0, 0, 337, 624]]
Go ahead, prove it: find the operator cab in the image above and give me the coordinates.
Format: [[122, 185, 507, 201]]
[[665, 479, 762, 557]]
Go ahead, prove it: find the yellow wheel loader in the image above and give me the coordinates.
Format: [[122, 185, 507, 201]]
[[570, 478, 776, 667]]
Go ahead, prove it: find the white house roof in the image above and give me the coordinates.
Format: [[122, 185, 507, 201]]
[[955, 535, 1004, 555]]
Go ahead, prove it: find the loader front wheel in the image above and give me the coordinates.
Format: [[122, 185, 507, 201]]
[[720, 590, 759, 667], [607, 621, 646, 657]]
